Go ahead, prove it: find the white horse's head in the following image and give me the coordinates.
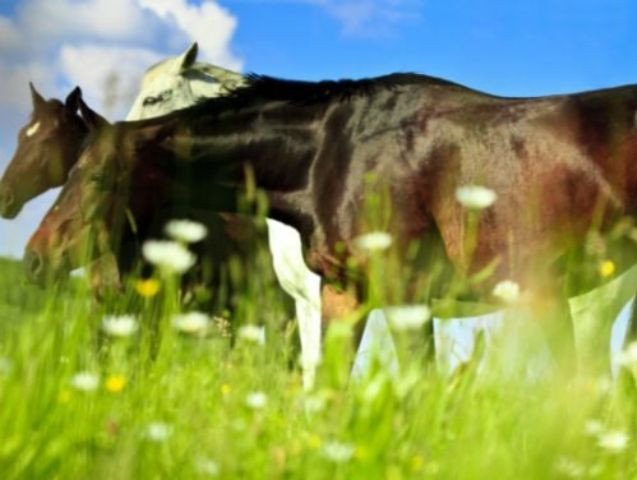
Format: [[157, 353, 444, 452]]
[[126, 43, 245, 121]]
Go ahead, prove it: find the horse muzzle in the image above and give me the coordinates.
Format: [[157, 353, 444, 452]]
[[24, 249, 46, 286], [23, 247, 70, 287], [0, 187, 20, 219]]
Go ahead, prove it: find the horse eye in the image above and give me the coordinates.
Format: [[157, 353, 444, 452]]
[[143, 96, 160, 106], [89, 172, 111, 189], [143, 89, 175, 107], [90, 172, 103, 183]]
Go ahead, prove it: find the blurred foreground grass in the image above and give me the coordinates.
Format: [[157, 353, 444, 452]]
[[0, 254, 636, 479]]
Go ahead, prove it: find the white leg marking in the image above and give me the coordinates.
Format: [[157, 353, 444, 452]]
[[266, 219, 322, 390], [351, 309, 400, 382]]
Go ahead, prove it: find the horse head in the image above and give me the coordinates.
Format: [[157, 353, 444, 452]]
[[24, 114, 125, 287], [126, 42, 245, 121], [0, 84, 105, 218]]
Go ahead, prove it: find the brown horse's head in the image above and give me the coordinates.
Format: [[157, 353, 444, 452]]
[[0, 84, 106, 218], [24, 115, 126, 286]]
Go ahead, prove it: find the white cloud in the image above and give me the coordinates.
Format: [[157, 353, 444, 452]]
[[59, 45, 163, 116], [0, 0, 241, 113], [0, 61, 52, 111], [17, 0, 160, 43], [140, 0, 242, 70], [0, 16, 21, 53]]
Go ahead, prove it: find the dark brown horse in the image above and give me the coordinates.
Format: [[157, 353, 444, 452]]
[[26, 73, 637, 368], [0, 85, 275, 311]]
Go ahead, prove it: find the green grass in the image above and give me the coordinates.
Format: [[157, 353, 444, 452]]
[[0, 250, 637, 480]]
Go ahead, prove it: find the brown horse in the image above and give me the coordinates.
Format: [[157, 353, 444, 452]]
[[0, 85, 87, 219], [25, 73, 637, 368]]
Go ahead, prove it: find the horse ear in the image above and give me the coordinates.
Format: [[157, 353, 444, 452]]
[[29, 82, 46, 110], [178, 42, 198, 71], [65, 86, 82, 112], [78, 97, 109, 130]]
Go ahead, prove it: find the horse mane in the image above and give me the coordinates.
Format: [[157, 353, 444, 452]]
[[123, 72, 477, 128], [233, 73, 465, 103]]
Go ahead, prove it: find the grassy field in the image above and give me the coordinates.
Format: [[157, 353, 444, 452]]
[[1, 243, 637, 480]]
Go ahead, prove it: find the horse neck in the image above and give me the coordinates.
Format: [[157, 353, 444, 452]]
[[59, 126, 91, 176], [131, 99, 334, 238]]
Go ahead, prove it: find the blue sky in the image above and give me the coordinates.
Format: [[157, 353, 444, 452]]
[[226, 0, 637, 95], [1, 0, 637, 259]]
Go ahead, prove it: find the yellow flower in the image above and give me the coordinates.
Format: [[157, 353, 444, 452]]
[[221, 384, 232, 395], [58, 389, 71, 404], [354, 445, 369, 461], [135, 278, 160, 298], [307, 434, 323, 449], [599, 260, 616, 278], [410, 454, 424, 472], [105, 375, 126, 393]]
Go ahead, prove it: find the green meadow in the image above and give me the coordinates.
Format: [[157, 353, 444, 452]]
[[1, 238, 637, 480]]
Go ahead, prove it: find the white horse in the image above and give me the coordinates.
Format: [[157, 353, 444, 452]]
[[127, 43, 322, 390]]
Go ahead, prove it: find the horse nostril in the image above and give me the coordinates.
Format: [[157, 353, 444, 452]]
[[25, 250, 44, 281]]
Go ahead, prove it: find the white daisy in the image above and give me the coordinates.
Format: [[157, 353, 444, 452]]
[[195, 457, 220, 476], [385, 305, 431, 332], [455, 185, 497, 209], [238, 325, 266, 345], [165, 219, 208, 243], [492, 280, 520, 304], [70, 371, 99, 392], [353, 231, 392, 252], [597, 430, 629, 453], [584, 419, 604, 436], [172, 312, 210, 335], [554, 456, 585, 478], [142, 240, 196, 274], [245, 391, 268, 409], [145, 422, 172, 442], [102, 315, 138, 338], [322, 440, 355, 463], [303, 395, 326, 414]]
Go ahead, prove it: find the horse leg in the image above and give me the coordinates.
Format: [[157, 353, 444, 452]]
[[569, 266, 637, 375], [539, 295, 577, 374], [295, 275, 322, 391], [621, 293, 637, 347], [527, 271, 577, 374], [265, 219, 323, 391]]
